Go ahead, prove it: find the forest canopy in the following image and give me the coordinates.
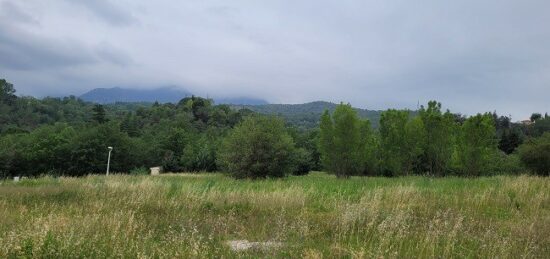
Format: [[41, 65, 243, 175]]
[[1, 79, 548, 178]]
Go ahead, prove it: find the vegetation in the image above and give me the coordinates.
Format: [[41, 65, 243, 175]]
[[455, 113, 498, 176], [218, 116, 297, 178], [319, 104, 369, 178], [1, 78, 549, 178], [232, 101, 384, 129], [518, 132, 550, 176], [0, 173, 548, 258]]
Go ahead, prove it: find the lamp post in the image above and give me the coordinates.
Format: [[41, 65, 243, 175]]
[[106, 146, 113, 176]]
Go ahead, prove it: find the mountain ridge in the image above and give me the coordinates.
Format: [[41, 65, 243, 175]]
[[80, 87, 268, 105]]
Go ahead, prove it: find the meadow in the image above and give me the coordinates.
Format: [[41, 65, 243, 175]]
[[0, 172, 548, 258]]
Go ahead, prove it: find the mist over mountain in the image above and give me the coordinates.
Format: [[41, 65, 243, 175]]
[[80, 87, 268, 105]]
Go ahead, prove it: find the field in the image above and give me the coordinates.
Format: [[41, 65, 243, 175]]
[[0, 173, 549, 258]]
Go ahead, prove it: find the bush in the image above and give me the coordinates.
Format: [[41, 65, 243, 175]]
[[490, 152, 524, 175], [130, 167, 149, 175], [291, 148, 312, 176], [517, 132, 550, 176], [218, 116, 297, 179]]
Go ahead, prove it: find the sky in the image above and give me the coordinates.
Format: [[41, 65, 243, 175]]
[[0, 0, 549, 120]]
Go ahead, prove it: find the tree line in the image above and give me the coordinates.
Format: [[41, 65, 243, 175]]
[[1, 79, 548, 178], [318, 102, 549, 177]]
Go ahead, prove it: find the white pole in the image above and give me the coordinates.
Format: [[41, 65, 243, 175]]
[[106, 146, 113, 176]]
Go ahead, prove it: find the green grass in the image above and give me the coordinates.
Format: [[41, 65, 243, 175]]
[[0, 172, 548, 258]]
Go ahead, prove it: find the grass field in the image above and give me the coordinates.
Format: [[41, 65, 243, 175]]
[[0, 172, 549, 258]]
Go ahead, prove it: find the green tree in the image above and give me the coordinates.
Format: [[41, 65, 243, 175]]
[[67, 123, 136, 175], [359, 119, 378, 175], [419, 101, 456, 175], [318, 103, 366, 178], [218, 116, 296, 178], [404, 116, 426, 174], [319, 110, 334, 172], [120, 112, 140, 137], [498, 129, 522, 154], [456, 113, 497, 176], [0, 79, 16, 104], [92, 104, 108, 124], [517, 132, 550, 176], [180, 135, 218, 172], [379, 110, 409, 176], [530, 113, 542, 122]]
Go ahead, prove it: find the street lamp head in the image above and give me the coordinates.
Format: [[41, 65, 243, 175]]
[[108, 146, 113, 150]]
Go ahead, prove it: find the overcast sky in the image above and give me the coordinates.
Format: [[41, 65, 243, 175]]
[[1, 0, 549, 119]]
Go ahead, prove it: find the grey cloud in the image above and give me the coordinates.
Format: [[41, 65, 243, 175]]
[[0, 24, 97, 70], [0, 0, 549, 119], [68, 0, 137, 26], [0, 1, 39, 25], [95, 43, 133, 66]]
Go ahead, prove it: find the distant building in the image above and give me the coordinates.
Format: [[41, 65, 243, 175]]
[[521, 120, 533, 126], [150, 166, 163, 175]]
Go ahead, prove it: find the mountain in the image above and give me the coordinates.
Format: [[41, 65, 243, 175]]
[[214, 97, 268, 105], [80, 87, 268, 105], [80, 87, 190, 104], [232, 101, 384, 129]]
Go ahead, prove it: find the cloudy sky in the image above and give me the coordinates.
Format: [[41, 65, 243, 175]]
[[1, 0, 549, 119]]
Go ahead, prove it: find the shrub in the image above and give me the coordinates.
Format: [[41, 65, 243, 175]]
[[130, 167, 149, 175], [517, 132, 550, 176], [490, 152, 524, 175], [218, 116, 297, 179], [291, 148, 312, 176]]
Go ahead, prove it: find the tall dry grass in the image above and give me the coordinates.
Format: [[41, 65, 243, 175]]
[[0, 173, 548, 258]]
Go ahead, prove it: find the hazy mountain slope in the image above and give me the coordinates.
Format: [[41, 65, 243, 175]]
[[80, 87, 190, 104], [80, 87, 268, 105], [232, 101, 384, 129]]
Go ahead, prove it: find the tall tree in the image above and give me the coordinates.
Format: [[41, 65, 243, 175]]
[[404, 116, 426, 174], [359, 119, 377, 175], [456, 113, 497, 176], [419, 101, 456, 176], [530, 113, 542, 122], [92, 104, 108, 124], [379, 109, 409, 176], [318, 110, 334, 172], [0, 79, 16, 104], [318, 103, 366, 178]]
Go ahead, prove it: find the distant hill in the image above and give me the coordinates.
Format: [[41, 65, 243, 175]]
[[232, 101, 384, 129], [214, 97, 268, 105], [80, 87, 268, 105]]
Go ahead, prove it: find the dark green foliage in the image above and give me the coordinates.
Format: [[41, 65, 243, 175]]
[[92, 104, 108, 124], [359, 120, 378, 175], [379, 110, 410, 176], [218, 116, 297, 178], [291, 148, 313, 175], [517, 133, 550, 176], [531, 117, 550, 137], [0, 79, 16, 104], [180, 135, 218, 172], [0, 78, 547, 178], [318, 104, 370, 178], [498, 130, 522, 154], [418, 101, 456, 176], [67, 123, 136, 175], [288, 128, 321, 172], [233, 101, 384, 130], [530, 113, 542, 122], [455, 113, 498, 176]]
